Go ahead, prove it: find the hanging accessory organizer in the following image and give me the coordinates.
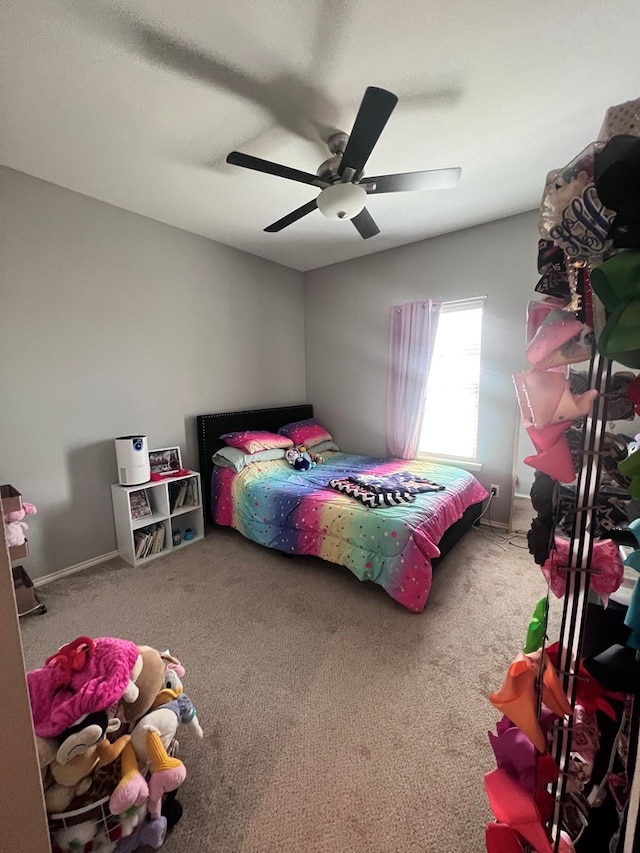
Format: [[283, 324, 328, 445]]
[[486, 104, 640, 852]]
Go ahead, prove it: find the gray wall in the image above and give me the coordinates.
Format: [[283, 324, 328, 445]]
[[304, 211, 539, 526], [0, 167, 306, 580], [1, 165, 539, 579]]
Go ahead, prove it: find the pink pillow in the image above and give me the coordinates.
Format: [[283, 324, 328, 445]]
[[220, 430, 293, 454], [278, 418, 333, 448]]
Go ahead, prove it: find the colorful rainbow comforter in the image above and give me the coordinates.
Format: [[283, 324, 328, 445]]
[[211, 452, 488, 612]]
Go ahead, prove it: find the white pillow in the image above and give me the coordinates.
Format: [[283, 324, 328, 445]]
[[311, 439, 341, 454], [212, 446, 286, 473]]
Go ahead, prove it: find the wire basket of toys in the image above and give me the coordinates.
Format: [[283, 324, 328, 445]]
[[49, 789, 156, 853], [28, 637, 202, 852]]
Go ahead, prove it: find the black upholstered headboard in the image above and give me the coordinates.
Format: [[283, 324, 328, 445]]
[[196, 403, 313, 524]]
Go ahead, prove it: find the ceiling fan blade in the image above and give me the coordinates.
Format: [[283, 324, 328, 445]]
[[360, 167, 462, 194], [264, 199, 318, 233], [227, 152, 328, 188], [338, 87, 398, 180], [351, 208, 380, 240]]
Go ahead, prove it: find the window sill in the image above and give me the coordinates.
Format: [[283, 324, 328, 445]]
[[417, 455, 483, 473]]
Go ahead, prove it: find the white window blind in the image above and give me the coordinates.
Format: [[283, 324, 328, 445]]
[[418, 298, 484, 461]]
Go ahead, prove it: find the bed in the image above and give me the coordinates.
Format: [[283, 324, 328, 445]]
[[197, 404, 488, 612]]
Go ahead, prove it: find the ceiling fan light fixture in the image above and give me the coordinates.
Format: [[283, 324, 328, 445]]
[[226, 87, 461, 239], [317, 182, 367, 220]]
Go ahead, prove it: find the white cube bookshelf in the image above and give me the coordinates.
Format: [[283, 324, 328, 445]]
[[111, 470, 204, 567]]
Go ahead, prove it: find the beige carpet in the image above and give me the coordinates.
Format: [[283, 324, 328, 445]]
[[20, 499, 554, 853]]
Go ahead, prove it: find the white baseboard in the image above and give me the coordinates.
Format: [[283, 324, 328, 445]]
[[33, 550, 119, 588], [514, 492, 531, 500]]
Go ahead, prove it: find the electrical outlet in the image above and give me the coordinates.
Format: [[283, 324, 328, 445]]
[[490, 484, 500, 498]]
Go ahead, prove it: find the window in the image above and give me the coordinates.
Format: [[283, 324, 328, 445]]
[[418, 298, 484, 461]]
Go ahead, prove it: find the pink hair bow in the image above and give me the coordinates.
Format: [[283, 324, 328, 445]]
[[541, 537, 624, 605], [523, 421, 576, 483], [526, 309, 593, 370], [513, 370, 598, 428]]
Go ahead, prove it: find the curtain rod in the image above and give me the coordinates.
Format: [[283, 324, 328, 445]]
[[392, 296, 487, 312], [439, 295, 487, 306]]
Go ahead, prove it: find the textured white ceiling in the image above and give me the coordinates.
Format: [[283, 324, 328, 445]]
[[2, 0, 639, 271]]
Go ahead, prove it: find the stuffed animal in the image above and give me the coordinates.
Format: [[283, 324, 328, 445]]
[[30, 638, 200, 831], [115, 811, 167, 852], [30, 636, 140, 814], [5, 519, 28, 546], [3, 499, 36, 548], [39, 736, 125, 820], [54, 819, 98, 852], [285, 445, 316, 471], [40, 711, 132, 813], [4, 499, 37, 523], [110, 646, 202, 819]]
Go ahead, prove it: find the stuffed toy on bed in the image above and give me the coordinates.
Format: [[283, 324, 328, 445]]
[[285, 445, 320, 470]]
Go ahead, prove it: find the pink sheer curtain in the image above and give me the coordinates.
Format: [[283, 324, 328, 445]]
[[386, 300, 440, 459]]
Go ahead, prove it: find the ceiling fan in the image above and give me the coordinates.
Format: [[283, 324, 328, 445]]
[[227, 86, 462, 239]]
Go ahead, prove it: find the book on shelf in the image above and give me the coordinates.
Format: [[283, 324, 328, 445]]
[[169, 479, 189, 513], [130, 489, 152, 520], [151, 525, 164, 554], [184, 477, 198, 506], [134, 529, 149, 558], [133, 523, 164, 559]]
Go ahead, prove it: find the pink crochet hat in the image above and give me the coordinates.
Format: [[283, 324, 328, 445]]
[[27, 636, 139, 738]]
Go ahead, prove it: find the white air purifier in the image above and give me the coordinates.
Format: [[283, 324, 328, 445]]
[[115, 435, 150, 486]]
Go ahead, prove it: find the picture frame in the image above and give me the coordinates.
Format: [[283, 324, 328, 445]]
[[148, 446, 183, 476], [129, 488, 152, 520]]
